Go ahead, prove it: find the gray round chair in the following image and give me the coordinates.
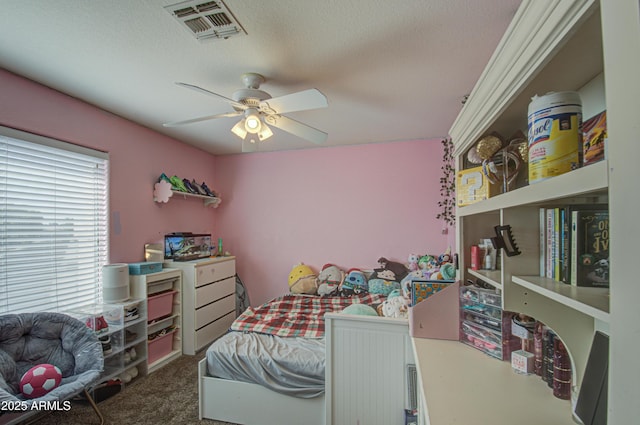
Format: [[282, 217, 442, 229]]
[[0, 312, 105, 424]]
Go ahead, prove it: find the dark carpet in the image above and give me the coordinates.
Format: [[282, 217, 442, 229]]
[[33, 354, 239, 425]]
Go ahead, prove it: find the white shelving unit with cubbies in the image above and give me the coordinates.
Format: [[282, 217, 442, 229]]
[[411, 0, 640, 424], [130, 268, 183, 373], [66, 300, 147, 395]]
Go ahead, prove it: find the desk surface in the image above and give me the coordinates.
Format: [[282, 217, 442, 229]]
[[411, 337, 578, 425]]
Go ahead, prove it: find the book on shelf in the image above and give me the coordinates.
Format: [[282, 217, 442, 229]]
[[554, 208, 561, 282], [570, 206, 609, 287], [546, 208, 555, 280], [539, 208, 546, 277]]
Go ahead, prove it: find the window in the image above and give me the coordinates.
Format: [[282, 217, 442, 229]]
[[0, 126, 108, 313]]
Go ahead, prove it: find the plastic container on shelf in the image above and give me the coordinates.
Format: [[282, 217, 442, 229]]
[[147, 290, 177, 322], [148, 329, 176, 364], [460, 285, 501, 308], [527, 91, 582, 184]]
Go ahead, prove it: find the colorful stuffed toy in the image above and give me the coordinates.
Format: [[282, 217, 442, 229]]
[[377, 257, 409, 282], [367, 257, 407, 296], [342, 303, 379, 316], [340, 268, 368, 296], [408, 254, 420, 272], [380, 289, 409, 319], [417, 255, 437, 271], [288, 263, 318, 295], [368, 277, 400, 296], [316, 264, 344, 296], [400, 270, 423, 299]]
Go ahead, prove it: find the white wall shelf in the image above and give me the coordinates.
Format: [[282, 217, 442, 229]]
[[154, 190, 221, 208]]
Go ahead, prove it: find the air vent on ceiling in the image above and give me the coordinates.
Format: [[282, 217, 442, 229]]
[[165, 0, 246, 41]]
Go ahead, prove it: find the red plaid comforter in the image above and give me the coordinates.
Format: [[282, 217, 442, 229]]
[[230, 293, 386, 338]]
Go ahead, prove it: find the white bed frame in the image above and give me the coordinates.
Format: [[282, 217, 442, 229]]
[[198, 314, 411, 425], [198, 357, 325, 425]]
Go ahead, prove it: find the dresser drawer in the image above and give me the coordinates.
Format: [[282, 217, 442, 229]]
[[196, 294, 235, 328], [196, 259, 235, 287], [195, 311, 236, 352], [195, 276, 235, 309]]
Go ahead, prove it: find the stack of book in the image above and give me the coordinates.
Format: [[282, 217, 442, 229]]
[[539, 204, 609, 287]]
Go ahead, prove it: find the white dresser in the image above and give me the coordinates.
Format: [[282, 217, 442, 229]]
[[165, 256, 237, 355]]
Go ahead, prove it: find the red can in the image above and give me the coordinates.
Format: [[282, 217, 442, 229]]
[[471, 245, 480, 270]]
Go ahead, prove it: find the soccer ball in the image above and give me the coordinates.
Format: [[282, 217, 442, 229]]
[[20, 364, 62, 399]]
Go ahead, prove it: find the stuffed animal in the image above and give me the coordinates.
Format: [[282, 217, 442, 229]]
[[380, 290, 409, 319], [417, 255, 437, 271], [377, 257, 409, 282], [340, 269, 368, 296], [368, 277, 401, 296], [400, 270, 423, 299], [288, 263, 318, 295], [408, 254, 420, 272], [438, 247, 453, 264], [342, 303, 379, 316], [316, 264, 344, 296], [439, 262, 456, 280], [367, 257, 407, 296]]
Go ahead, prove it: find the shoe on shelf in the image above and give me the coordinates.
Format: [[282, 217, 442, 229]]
[[124, 306, 139, 322], [182, 178, 200, 194], [99, 335, 112, 355], [86, 315, 109, 335], [169, 175, 188, 192], [125, 329, 138, 344], [158, 173, 172, 185], [190, 180, 208, 196], [127, 366, 139, 379], [129, 347, 137, 360], [200, 182, 216, 197]]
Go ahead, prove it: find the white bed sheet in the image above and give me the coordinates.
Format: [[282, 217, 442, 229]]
[[206, 330, 325, 398]]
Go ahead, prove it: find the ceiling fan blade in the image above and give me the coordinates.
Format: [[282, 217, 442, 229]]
[[163, 111, 242, 127], [265, 115, 328, 145], [259, 89, 328, 115], [175, 82, 247, 110]]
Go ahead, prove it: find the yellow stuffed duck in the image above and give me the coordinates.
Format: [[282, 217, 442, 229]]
[[288, 263, 318, 295]]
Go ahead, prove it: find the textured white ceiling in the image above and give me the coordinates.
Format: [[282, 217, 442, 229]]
[[0, 0, 522, 155]]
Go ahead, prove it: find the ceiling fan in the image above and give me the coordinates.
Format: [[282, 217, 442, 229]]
[[163, 73, 328, 151]]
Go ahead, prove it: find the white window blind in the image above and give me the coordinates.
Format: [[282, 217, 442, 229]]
[[0, 127, 108, 313]]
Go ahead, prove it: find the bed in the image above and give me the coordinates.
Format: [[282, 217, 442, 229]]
[[198, 292, 386, 425]]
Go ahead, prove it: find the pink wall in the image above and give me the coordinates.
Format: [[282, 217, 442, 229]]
[[1, 68, 453, 306], [214, 141, 453, 305], [0, 68, 218, 263]]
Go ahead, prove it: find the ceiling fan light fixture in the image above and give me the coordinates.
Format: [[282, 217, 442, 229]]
[[244, 109, 261, 133], [258, 124, 273, 141], [245, 118, 260, 132], [231, 119, 248, 139]]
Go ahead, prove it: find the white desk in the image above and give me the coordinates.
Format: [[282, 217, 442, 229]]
[[411, 337, 577, 424]]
